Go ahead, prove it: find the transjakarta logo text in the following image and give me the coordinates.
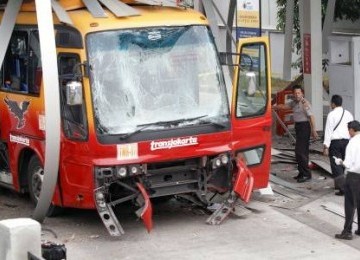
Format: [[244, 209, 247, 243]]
[[150, 137, 198, 151]]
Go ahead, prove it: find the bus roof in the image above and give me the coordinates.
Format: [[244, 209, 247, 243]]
[[1, 6, 208, 34], [17, 0, 178, 12], [69, 6, 208, 33]]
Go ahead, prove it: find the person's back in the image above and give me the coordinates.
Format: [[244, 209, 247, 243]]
[[323, 95, 353, 195], [343, 124, 360, 174], [334, 120, 360, 240]]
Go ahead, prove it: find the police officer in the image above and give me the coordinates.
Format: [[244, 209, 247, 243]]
[[274, 85, 318, 182]]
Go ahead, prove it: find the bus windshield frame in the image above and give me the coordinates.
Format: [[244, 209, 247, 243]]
[[87, 25, 229, 136]]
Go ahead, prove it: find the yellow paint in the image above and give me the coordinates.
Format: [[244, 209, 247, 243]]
[[237, 10, 260, 28], [20, 0, 158, 11]]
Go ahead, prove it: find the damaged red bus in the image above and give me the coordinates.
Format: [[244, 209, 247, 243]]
[[0, 1, 271, 236]]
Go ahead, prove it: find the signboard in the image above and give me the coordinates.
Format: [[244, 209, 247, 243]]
[[236, 0, 261, 39], [303, 33, 311, 74]]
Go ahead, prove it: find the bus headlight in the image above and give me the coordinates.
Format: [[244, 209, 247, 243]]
[[220, 154, 229, 165], [212, 154, 229, 169], [116, 167, 127, 178], [212, 158, 221, 169], [129, 165, 141, 176]]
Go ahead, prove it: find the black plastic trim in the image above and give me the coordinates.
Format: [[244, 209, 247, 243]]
[[97, 123, 230, 144]]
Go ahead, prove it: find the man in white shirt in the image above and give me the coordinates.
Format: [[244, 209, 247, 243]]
[[334, 120, 360, 240], [323, 95, 354, 195]]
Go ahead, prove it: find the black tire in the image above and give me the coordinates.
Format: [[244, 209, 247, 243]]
[[27, 155, 64, 217]]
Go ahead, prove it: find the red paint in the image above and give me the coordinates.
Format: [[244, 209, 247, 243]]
[[136, 182, 153, 233], [233, 159, 254, 203], [303, 34, 311, 74], [0, 12, 272, 230]]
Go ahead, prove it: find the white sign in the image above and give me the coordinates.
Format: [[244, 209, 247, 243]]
[[10, 134, 30, 146], [38, 114, 46, 131], [117, 143, 139, 160]]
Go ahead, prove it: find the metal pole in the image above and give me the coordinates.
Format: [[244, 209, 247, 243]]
[[33, 0, 61, 222], [0, 0, 23, 66], [272, 110, 296, 144]]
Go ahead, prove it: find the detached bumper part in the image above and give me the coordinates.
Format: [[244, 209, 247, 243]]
[[206, 159, 254, 225], [135, 182, 153, 233], [233, 159, 254, 203], [206, 191, 238, 225], [94, 187, 125, 237], [94, 182, 153, 236]]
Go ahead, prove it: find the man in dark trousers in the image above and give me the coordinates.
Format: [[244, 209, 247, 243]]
[[323, 95, 353, 195], [274, 85, 318, 182], [334, 120, 360, 240]]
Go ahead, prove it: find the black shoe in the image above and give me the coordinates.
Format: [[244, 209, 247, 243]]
[[297, 176, 311, 183], [335, 232, 353, 240], [355, 230, 360, 236], [335, 190, 344, 196], [293, 175, 301, 180]]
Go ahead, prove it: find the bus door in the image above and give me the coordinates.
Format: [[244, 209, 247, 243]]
[[231, 37, 272, 189]]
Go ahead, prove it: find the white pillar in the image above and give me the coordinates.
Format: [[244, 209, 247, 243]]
[[283, 0, 295, 80], [322, 0, 336, 53], [299, 0, 323, 131], [0, 218, 41, 260]]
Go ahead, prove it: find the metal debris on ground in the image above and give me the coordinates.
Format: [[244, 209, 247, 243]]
[[310, 159, 332, 175], [271, 148, 297, 164], [321, 202, 358, 224]]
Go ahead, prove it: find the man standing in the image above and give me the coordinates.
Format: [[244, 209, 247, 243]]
[[334, 120, 360, 240], [323, 95, 353, 195], [274, 85, 318, 183]]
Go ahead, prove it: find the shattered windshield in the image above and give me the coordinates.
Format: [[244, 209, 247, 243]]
[[87, 26, 229, 135]]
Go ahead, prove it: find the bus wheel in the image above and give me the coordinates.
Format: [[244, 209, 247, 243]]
[[28, 155, 64, 217]]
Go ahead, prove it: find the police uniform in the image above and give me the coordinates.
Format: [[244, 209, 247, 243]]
[[289, 98, 313, 179]]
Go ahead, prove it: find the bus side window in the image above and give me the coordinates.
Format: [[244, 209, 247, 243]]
[[59, 54, 88, 140], [8, 32, 28, 92], [28, 30, 42, 95], [0, 29, 41, 95]]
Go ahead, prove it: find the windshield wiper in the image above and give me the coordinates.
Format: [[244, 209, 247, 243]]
[[119, 115, 208, 140], [198, 115, 229, 129], [138, 115, 208, 127]]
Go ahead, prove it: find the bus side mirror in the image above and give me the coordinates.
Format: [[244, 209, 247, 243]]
[[66, 81, 83, 106]]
